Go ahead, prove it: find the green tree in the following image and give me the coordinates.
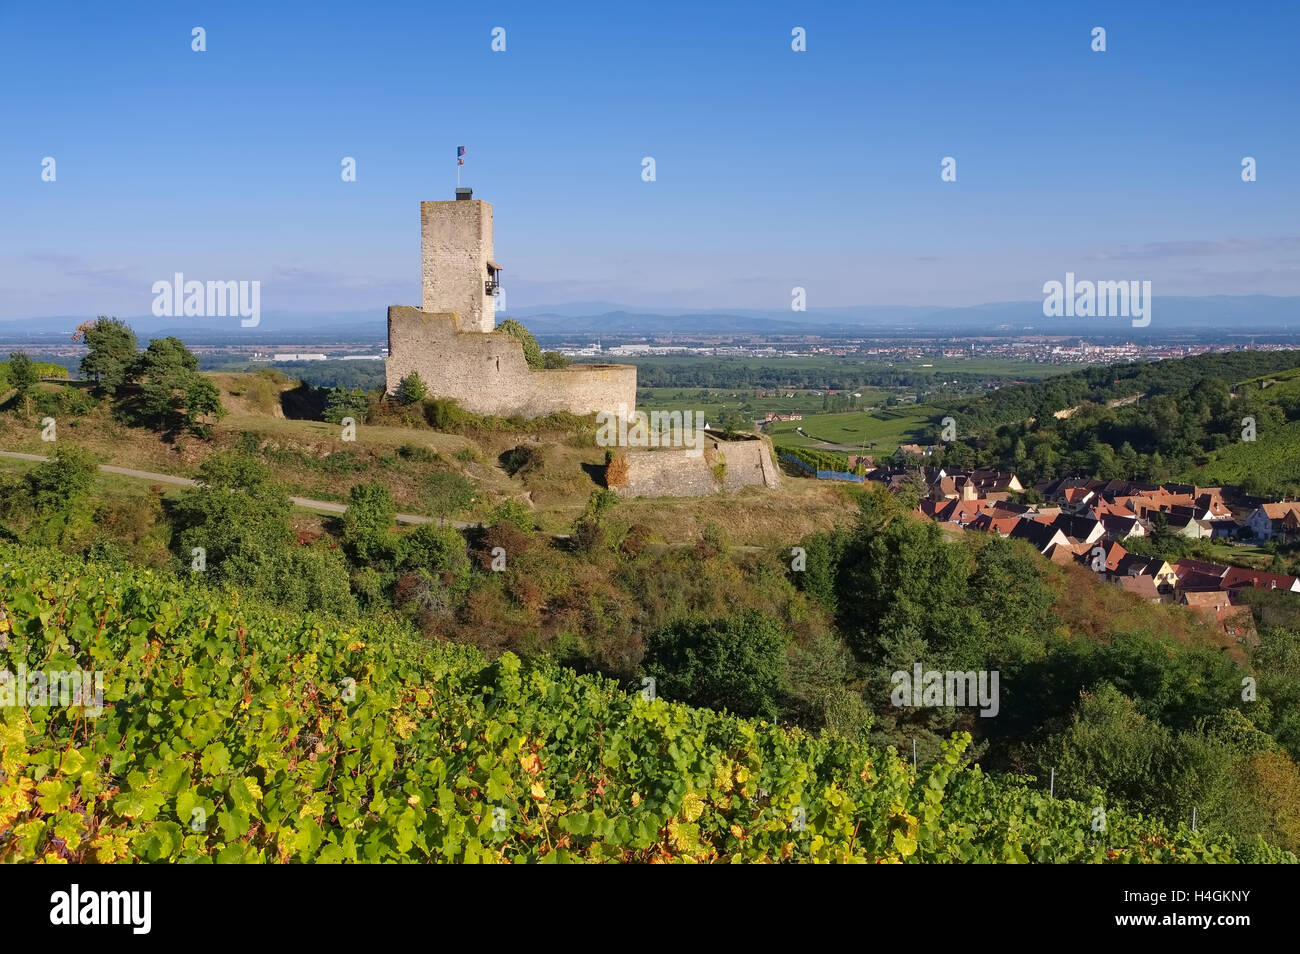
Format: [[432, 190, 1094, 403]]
[[77, 317, 138, 395], [894, 470, 929, 510], [127, 337, 213, 434], [542, 352, 572, 369], [1042, 684, 1172, 812], [342, 481, 397, 566], [836, 502, 977, 668], [397, 371, 427, 405], [182, 374, 226, 436], [399, 523, 469, 576], [7, 352, 38, 396], [2, 445, 101, 544], [170, 452, 294, 586], [792, 528, 851, 614], [7, 352, 38, 415], [643, 611, 790, 719], [324, 387, 369, 424], [263, 543, 358, 619]]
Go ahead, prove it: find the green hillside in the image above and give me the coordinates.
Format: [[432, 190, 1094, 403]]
[[1181, 366, 1300, 492], [1, 545, 1287, 863]]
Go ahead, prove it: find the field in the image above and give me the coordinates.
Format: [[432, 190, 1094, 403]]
[[623, 353, 1073, 382], [635, 386, 889, 422], [762, 406, 939, 454]]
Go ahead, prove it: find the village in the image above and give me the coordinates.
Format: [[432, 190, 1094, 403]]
[[840, 460, 1300, 641]]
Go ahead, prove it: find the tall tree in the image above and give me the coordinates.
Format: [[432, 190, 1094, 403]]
[[7, 352, 38, 415], [76, 317, 138, 395]]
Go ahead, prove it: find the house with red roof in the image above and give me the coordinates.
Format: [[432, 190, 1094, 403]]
[[1220, 567, 1300, 594]]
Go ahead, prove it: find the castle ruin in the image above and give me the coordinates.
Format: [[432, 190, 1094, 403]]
[[385, 191, 637, 418], [385, 190, 777, 496]]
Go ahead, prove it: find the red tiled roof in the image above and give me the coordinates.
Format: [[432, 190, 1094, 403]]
[[1222, 567, 1298, 591], [1117, 575, 1161, 600]]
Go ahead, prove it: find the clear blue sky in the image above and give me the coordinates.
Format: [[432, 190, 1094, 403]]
[[1, 0, 1297, 321]]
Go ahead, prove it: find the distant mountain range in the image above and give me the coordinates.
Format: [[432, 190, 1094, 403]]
[[2, 295, 1297, 342]]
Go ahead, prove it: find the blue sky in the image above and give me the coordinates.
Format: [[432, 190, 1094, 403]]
[[1, 0, 1297, 322]]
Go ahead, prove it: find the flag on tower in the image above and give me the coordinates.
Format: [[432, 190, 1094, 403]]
[[457, 145, 466, 166]]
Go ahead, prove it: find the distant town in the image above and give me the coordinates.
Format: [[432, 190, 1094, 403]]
[[7, 328, 1300, 373]]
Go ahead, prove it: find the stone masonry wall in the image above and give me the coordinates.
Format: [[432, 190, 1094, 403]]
[[617, 432, 780, 498], [718, 435, 781, 493], [422, 200, 494, 333], [385, 306, 636, 418]]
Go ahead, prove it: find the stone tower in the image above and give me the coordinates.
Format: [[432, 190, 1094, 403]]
[[386, 192, 636, 418], [420, 190, 499, 333]]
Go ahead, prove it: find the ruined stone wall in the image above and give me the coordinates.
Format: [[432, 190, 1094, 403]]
[[421, 200, 494, 333], [718, 436, 781, 493], [619, 451, 719, 498], [617, 432, 780, 498], [385, 306, 636, 418]]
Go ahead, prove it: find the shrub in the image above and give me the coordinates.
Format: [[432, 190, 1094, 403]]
[[6, 352, 38, 399], [701, 521, 729, 552], [489, 498, 534, 532], [397, 443, 440, 463], [619, 523, 652, 557], [605, 451, 629, 488], [710, 453, 727, 486], [471, 521, 534, 570], [265, 542, 358, 619], [341, 482, 398, 565], [34, 386, 99, 419], [542, 352, 573, 369], [422, 472, 475, 518], [643, 611, 791, 720], [397, 371, 428, 405], [25, 445, 99, 519], [571, 517, 607, 555], [424, 397, 471, 431], [501, 443, 546, 477], [584, 488, 619, 520], [398, 523, 471, 596], [496, 319, 544, 369], [169, 451, 295, 590]]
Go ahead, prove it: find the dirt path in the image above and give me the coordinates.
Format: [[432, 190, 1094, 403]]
[[0, 449, 452, 527], [0, 451, 779, 550]]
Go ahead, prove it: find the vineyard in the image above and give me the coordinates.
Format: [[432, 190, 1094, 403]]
[[0, 544, 1291, 863], [775, 444, 858, 475], [1181, 367, 1300, 491]]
